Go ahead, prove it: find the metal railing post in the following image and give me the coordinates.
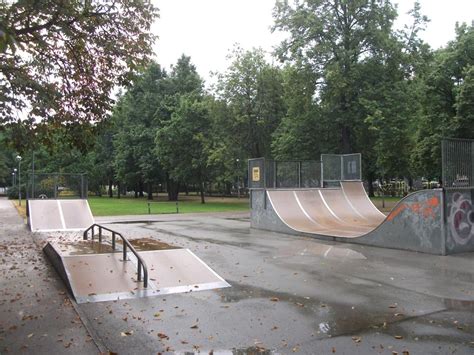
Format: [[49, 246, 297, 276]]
[[83, 223, 148, 288], [137, 263, 142, 281]]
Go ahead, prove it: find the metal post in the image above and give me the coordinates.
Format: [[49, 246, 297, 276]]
[[320, 161, 324, 188], [98, 227, 102, 244], [91, 225, 94, 240], [54, 174, 58, 198], [137, 263, 142, 281], [80, 174, 84, 199], [148, 202, 151, 214], [340, 155, 344, 182], [176, 201, 179, 213], [16, 156, 22, 205], [274, 161, 277, 188], [32, 152, 35, 199], [298, 161, 301, 188], [123, 244, 127, 261]]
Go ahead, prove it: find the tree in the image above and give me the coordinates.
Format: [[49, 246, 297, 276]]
[[273, 0, 398, 153], [0, 0, 158, 150], [215, 47, 286, 159], [155, 95, 211, 203], [112, 63, 167, 199], [272, 63, 329, 160], [154, 55, 204, 201], [412, 23, 474, 179]]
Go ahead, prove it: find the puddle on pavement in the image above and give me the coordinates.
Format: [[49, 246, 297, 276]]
[[111, 220, 171, 225], [219, 283, 402, 337], [58, 240, 116, 255], [117, 237, 179, 251], [444, 298, 474, 311], [274, 242, 366, 260], [178, 347, 276, 355]]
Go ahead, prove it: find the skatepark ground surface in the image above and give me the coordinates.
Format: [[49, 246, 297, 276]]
[[1, 197, 473, 354]]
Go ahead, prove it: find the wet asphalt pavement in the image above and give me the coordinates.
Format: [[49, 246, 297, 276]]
[[1, 199, 474, 354]]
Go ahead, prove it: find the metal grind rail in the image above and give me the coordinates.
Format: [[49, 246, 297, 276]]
[[83, 224, 148, 288]]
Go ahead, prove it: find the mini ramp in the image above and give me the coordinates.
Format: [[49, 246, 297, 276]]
[[251, 181, 474, 255], [44, 240, 230, 303], [28, 199, 94, 232]]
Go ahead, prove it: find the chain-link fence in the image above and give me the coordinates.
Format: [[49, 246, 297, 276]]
[[248, 158, 322, 188], [442, 138, 474, 189], [27, 173, 88, 199], [321, 153, 361, 184]]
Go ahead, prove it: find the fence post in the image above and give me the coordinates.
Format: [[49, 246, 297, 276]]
[[298, 161, 302, 188], [274, 161, 277, 188]]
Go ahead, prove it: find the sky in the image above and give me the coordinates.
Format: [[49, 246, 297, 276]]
[[151, 0, 474, 83]]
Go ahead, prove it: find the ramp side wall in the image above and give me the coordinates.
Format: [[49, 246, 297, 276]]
[[445, 188, 474, 254], [351, 189, 444, 254], [251, 189, 303, 236]]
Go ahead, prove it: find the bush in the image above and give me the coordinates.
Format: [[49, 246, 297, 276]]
[[7, 185, 26, 200]]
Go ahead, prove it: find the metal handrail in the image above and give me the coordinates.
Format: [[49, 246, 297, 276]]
[[83, 224, 148, 288]]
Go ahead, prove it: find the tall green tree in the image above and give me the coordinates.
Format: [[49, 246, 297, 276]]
[[214, 47, 286, 162], [1, 0, 158, 150], [156, 95, 211, 203], [412, 23, 474, 179], [154, 55, 205, 200], [273, 0, 398, 153], [113, 63, 167, 199]]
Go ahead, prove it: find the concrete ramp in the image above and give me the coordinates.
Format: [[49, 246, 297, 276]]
[[29, 199, 94, 232]]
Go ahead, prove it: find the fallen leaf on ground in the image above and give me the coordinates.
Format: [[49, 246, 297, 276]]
[[120, 330, 133, 337], [190, 324, 198, 329], [157, 333, 169, 340], [270, 297, 279, 302], [352, 336, 361, 343], [394, 335, 403, 339]]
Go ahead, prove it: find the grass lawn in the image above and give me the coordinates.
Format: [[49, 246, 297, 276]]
[[88, 195, 250, 216], [370, 196, 402, 213]]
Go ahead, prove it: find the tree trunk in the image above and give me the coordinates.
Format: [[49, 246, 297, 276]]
[[108, 179, 113, 197], [139, 180, 144, 197], [341, 125, 351, 153], [367, 173, 375, 197], [147, 182, 153, 200], [184, 184, 189, 196], [200, 180, 205, 204], [166, 175, 179, 201], [117, 182, 121, 199]]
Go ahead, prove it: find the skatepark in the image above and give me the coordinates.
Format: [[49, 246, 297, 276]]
[[1, 197, 474, 354], [0, 139, 472, 353]]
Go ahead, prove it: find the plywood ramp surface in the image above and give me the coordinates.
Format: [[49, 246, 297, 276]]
[[294, 190, 372, 237], [29, 199, 94, 232], [341, 181, 386, 224]]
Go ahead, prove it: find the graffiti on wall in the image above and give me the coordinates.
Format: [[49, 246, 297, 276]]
[[447, 191, 474, 247]]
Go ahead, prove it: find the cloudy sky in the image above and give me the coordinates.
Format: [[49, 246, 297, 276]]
[[151, 0, 473, 82]]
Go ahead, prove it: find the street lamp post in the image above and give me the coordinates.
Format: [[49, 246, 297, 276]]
[[16, 155, 22, 206], [236, 159, 241, 199]]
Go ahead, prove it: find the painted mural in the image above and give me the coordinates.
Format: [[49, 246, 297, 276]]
[[446, 189, 474, 251]]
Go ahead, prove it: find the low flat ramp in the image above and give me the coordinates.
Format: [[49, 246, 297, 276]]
[[29, 199, 94, 232], [44, 242, 230, 303]]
